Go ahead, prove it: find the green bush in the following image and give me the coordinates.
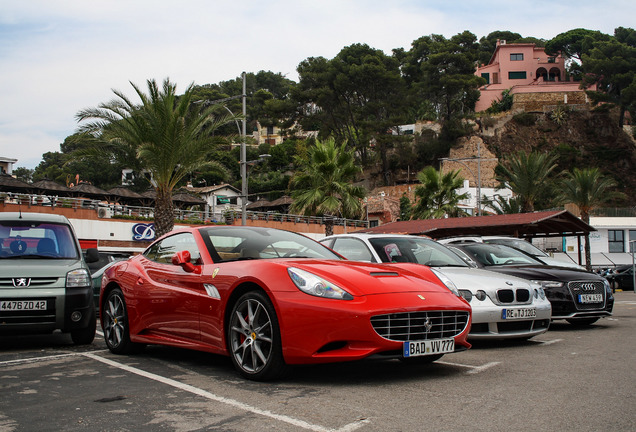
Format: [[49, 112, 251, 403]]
[[512, 112, 536, 126]]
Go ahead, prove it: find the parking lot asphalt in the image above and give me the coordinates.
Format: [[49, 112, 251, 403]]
[[1, 291, 635, 432]]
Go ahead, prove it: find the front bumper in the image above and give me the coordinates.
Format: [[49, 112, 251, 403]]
[[273, 290, 472, 365]]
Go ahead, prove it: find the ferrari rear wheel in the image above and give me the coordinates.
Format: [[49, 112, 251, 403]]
[[228, 291, 286, 381], [102, 288, 140, 354]]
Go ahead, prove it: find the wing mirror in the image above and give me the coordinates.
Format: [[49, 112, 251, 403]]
[[171, 250, 201, 274]]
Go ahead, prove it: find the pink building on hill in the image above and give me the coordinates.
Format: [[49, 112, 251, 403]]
[[474, 40, 592, 112]]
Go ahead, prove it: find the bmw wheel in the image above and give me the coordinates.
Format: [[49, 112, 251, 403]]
[[227, 291, 286, 381], [102, 288, 140, 354]]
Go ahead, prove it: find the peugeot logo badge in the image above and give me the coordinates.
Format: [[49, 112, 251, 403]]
[[13, 278, 31, 287]]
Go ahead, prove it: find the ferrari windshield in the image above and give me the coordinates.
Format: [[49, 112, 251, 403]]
[[457, 243, 543, 266], [200, 226, 342, 262], [368, 237, 469, 267]]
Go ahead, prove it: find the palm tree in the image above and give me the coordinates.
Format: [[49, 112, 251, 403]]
[[496, 151, 558, 212], [559, 167, 623, 270], [75, 78, 235, 237], [481, 194, 523, 214], [412, 166, 469, 219], [289, 138, 366, 236]]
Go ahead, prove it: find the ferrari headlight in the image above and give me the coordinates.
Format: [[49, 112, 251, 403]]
[[430, 268, 460, 297], [288, 267, 353, 300]]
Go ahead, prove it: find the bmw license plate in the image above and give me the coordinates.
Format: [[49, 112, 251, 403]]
[[502, 308, 536, 320], [578, 294, 603, 303], [0, 300, 47, 311], [403, 338, 454, 357]]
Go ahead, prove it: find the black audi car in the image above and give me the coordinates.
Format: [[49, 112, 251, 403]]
[[446, 242, 614, 325]]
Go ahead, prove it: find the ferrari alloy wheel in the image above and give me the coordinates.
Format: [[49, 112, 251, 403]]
[[102, 288, 138, 354], [228, 291, 286, 381]]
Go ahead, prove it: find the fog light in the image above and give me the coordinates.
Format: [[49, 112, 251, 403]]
[[71, 311, 82, 322]]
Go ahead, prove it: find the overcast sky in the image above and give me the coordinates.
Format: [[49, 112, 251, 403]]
[[1, 0, 633, 170]]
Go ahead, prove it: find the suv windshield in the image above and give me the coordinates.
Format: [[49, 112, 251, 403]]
[[459, 243, 543, 266], [0, 222, 79, 259], [484, 238, 548, 257], [368, 237, 469, 267]]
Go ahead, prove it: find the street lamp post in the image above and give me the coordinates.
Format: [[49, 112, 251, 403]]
[[439, 147, 497, 216], [240, 72, 247, 226]]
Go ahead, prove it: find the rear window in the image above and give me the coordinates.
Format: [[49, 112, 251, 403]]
[[0, 221, 79, 259]]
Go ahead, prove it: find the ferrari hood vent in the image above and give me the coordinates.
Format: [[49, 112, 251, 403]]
[[369, 271, 399, 277]]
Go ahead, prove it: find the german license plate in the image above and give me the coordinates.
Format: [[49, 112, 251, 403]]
[[502, 308, 536, 320], [578, 294, 603, 303], [0, 300, 47, 311], [403, 338, 454, 357]]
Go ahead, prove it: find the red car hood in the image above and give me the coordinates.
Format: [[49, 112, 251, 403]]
[[281, 259, 452, 297]]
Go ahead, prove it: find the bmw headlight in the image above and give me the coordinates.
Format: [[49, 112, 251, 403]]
[[430, 268, 460, 297], [474, 290, 487, 301], [288, 267, 353, 300], [66, 268, 91, 288], [458, 290, 473, 302], [530, 282, 546, 300]]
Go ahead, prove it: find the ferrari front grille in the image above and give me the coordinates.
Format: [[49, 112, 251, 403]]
[[370, 311, 470, 341]]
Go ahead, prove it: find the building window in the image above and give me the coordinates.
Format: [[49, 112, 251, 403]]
[[508, 71, 527, 80], [608, 230, 624, 253], [510, 53, 524, 61], [481, 73, 490, 84], [630, 230, 636, 252]]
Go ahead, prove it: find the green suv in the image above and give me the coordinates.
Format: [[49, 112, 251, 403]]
[[0, 212, 97, 344]]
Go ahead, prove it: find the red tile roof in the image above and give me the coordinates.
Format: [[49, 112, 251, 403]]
[[356, 210, 593, 239]]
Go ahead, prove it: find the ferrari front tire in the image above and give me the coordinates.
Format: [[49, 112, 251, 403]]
[[227, 291, 287, 381], [102, 288, 140, 354]]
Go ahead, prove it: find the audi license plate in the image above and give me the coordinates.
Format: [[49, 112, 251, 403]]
[[502, 308, 536, 320], [403, 338, 454, 357], [578, 294, 603, 303], [0, 300, 47, 311]]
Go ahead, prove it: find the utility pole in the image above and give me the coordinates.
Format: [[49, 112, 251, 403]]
[[241, 72, 247, 226]]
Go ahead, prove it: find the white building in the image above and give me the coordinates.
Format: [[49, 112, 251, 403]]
[[562, 216, 636, 268]]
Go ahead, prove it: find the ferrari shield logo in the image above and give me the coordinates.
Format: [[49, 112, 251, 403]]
[[13, 278, 31, 287]]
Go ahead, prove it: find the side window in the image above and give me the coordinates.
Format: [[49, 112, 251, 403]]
[[608, 230, 624, 253], [145, 233, 201, 264], [331, 238, 375, 262]]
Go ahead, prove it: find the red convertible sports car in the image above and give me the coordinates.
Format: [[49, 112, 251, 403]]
[[100, 226, 471, 380]]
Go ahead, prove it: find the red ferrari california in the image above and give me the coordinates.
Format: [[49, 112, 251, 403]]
[[100, 226, 471, 380]]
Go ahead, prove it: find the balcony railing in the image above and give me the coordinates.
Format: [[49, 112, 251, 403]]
[[0, 192, 370, 229]]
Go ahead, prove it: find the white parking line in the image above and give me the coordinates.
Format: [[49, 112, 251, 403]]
[[82, 352, 369, 432], [538, 339, 563, 346], [436, 360, 501, 374], [0, 353, 78, 366]]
